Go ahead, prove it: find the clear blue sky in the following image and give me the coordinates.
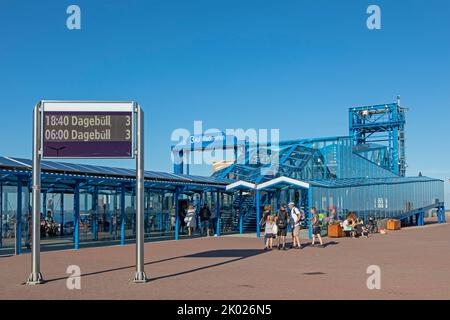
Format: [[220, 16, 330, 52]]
[[0, 0, 449, 203]]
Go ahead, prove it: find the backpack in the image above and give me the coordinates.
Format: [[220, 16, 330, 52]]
[[318, 213, 325, 224], [298, 209, 307, 228], [276, 210, 287, 228], [200, 208, 210, 220]]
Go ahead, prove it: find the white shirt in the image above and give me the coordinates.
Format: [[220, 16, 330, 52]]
[[290, 207, 301, 227]]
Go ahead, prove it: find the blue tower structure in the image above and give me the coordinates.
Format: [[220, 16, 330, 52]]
[[349, 96, 407, 176]]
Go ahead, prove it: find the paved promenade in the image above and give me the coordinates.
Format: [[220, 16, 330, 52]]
[[1, 222, 449, 300]]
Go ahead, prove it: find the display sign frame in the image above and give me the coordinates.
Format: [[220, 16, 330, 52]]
[[41, 101, 135, 159], [27, 100, 148, 285]]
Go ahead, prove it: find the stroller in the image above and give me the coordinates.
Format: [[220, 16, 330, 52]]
[[365, 216, 378, 234]]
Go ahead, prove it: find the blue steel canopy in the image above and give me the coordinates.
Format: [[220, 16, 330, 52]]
[[214, 142, 326, 183]]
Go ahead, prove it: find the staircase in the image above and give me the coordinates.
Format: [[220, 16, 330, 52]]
[[232, 193, 269, 232]]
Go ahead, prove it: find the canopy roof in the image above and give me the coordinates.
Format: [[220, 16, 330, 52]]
[[0, 156, 233, 193]]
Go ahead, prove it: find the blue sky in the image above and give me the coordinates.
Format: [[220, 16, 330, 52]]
[[0, 0, 449, 203]]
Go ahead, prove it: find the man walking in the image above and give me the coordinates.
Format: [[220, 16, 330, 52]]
[[210, 203, 218, 236], [199, 204, 211, 237], [288, 202, 303, 249]]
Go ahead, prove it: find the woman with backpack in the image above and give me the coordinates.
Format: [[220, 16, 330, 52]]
[[275, 203, 289, 250]]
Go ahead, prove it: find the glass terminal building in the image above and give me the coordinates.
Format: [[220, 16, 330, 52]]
[[0, 99, 445, 254]]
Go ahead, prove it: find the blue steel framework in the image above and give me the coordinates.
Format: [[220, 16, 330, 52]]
[[214, 99, 444, 237], [1, 100, 446, 251], [349, 96, 407, 176]]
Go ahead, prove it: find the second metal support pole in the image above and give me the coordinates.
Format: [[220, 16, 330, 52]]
[[133, 104, 147, 283]]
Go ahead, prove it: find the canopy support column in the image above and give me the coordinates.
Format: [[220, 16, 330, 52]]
[[92, 188, 98, 241], [73, 184, 80, 250], [15, 181, 22, 255], [216, 191, 221, 237], [113, 190, 118, 240], [120, 185, 126, 245], [60, 193, 64, 236], [174, 189, 179, 240], [43, 192, 47, 220], [256, 189, 261, 238], [108, 194, 113, 235], [239, 190, 243, 235], [443, 206, 447, 223]]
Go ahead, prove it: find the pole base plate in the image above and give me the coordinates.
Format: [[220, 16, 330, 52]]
[[27, 272, 44, 285], [133, 271, 148, 283]]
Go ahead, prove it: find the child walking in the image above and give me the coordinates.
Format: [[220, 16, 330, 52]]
[[264, 215, 276, 251]]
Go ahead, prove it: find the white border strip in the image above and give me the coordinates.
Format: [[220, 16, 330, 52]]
[[257, 176, 310, 190], [42, 101, 134, 112], [226, 180, 256, 191], [3, 156, 32, 168]]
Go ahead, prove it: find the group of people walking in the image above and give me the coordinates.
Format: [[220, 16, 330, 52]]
[[176, 203, 218, 237], [260, 202, 325, 251]]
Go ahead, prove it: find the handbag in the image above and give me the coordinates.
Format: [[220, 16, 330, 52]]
[[272, 224, 278, 235]]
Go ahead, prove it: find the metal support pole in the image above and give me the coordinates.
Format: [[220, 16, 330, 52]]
[[133, 104, 147, 283], [16, 182, 22, 255], [60, 193, 64, 236], [27, 102, 44, 285], [73, 184, 80, 250], [256, 189, 261, 238], [120, 185, 126, 245], [308, 188, 313, 240], [216, 191, 221, 237]]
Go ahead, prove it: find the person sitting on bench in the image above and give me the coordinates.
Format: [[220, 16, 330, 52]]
[[342, 219, 355, 237]]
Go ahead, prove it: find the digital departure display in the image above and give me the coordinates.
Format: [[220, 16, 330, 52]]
[[42, 108, 134, 159]]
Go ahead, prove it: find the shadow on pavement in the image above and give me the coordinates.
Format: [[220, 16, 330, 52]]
[[36, 249, 267, 285], [301, 241, 339, 249]]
